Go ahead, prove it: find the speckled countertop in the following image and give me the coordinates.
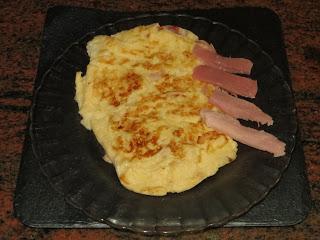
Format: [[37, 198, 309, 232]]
[[0, 0, 319, 239]]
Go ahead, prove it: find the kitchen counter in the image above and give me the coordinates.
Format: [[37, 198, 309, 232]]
[[0, 0, 319, 239]]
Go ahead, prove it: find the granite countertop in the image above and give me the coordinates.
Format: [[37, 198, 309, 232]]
[[0, 0, 319, 239]]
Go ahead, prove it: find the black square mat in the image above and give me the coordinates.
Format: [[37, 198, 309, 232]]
[[14, 6, 311, 228]]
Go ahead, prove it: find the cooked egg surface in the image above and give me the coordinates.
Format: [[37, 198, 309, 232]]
[[75, 24, 237, 196]]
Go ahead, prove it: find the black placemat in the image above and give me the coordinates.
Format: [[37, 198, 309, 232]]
[[14, 6, 311, 228]]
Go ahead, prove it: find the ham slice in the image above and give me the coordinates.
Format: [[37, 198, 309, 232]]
[[209, 90, 273, 126], [193, 42, 253, 75], [161, 25, 181, 34], [193, 65, 257, 98], [200, 110, 285, 157]]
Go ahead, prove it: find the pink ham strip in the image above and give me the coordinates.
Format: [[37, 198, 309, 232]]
[[161, 25, 181, 34], [200, 110, 285, 157], [209, 90, 273, 126], [193, 65, 257, 98], [193, 42, 253, 75]]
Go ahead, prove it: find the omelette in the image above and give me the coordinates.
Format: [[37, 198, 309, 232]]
[[75, 24, 237, 196]]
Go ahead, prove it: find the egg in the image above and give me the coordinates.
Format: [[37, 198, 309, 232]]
[[75, 23, 237, 196]]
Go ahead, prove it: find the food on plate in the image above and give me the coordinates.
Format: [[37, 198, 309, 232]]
[[192, 41, 253, 74], [75, 23, 285, 196], [192, 65, 257, 98], [75, 24, 237, 196], [200, 110, 285, 157], [208, 89, 273, 125]]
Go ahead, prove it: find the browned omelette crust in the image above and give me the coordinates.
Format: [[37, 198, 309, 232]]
[[75, 24, 237, 196]]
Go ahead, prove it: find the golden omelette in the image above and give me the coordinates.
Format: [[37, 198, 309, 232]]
[[75, 24, 237, 196]]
